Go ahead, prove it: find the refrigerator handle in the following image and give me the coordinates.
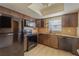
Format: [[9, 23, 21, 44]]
[[8, 33, 13, 36]]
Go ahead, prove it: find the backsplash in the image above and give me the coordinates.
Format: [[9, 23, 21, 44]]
[[77, 27, 79, 36], [38, 27, 77, 36], [59, 27, 77, 36], [77, 12, 79, 36]]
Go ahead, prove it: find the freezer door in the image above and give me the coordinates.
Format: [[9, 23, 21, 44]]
[[0, 33, 13, 48]]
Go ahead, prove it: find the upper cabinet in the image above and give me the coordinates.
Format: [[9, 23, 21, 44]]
[[36, 19, 45, 28], [62, 12, 78, 27], [36, 12, 78, 28]]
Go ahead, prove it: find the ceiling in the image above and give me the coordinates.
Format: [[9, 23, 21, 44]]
[[0, 3, 79, 19]]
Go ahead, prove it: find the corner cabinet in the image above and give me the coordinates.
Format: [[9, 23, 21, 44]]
[[62, 12, 78, 27], [38, 34, 49, 46], [38, 34, 58, 49]]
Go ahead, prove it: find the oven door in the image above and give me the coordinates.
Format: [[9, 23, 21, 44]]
[[27, 34, 37, 51]]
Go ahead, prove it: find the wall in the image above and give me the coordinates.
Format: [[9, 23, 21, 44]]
[[38, 27, 77, 36], [38, 28, 49, 34], [77, 12, 79, 36], [55, 27, 77, 36]]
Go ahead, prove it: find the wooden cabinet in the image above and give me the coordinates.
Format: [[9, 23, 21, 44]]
[[38, 34, 79, 55], [62, 12, 78, 27], [62, 14, 69, 27], [38, 34, 49, 46], [48, 35, 58, 48], [38, 34, 58, 48], [70, 13, 78, 27], [36, 19, 45, 28]]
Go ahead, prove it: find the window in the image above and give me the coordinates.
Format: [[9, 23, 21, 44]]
[[48, 16, 62, 32]]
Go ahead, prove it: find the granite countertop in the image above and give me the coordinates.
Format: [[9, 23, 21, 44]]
[[39, 33, 79, 39], [53, 34, 79, 39]]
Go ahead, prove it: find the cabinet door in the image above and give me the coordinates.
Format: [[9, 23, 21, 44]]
[[69, 13, 78, 27], [38, 34, 44, 44], [59, 37, 72, 52], [38, 34, 49, 45], [41, 20, 45, 27], [36, 19, 45, 28], [38, 34, 58, 48], [36, 20, 41, 28], [48, 35, 58, 48], [62, 12, 78, 27], [62, 14, 70, 27]]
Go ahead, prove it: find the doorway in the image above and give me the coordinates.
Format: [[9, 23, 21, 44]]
[[13, 20, 19, 42]]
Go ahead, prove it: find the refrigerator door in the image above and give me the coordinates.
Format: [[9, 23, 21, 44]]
[[0, 33, 13, 48]]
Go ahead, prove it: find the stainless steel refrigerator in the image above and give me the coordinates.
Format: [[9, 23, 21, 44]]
[[0, 16, 13, 48]]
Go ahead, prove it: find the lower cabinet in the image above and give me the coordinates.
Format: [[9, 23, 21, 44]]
[[48, 35, 58, 48], [38, 34, 79, 55], [38, 34, 58, 48], [38, 34, 49, 46]]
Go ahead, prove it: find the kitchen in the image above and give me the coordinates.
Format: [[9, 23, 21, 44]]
[[0, 3, 79, 56], [24, 12, 79, 56], [24, 4, 79, 56]]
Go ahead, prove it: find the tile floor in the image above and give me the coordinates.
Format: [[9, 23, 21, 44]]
[[24, 44, 75, 56]]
